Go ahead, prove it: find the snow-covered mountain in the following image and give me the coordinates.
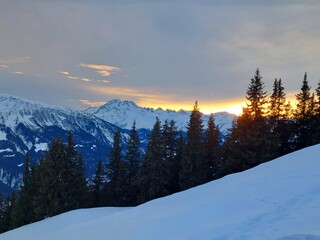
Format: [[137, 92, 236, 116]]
[[86, 99, 236, 134], [0, 94, 235, 195], [0, 93, 137, 194], [2, 144, 320, 240]]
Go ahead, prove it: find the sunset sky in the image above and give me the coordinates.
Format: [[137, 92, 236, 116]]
[[1, 0, 320, 115]]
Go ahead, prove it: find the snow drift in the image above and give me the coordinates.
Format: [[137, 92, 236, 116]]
[[1, 144, 320, 240]]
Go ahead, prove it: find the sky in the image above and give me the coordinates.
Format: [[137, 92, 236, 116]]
[[1, 0, 320, 115]]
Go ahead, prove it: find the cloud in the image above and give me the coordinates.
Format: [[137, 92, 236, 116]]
[[59, 71, 70, 75], [80, 63, 120, 77], [88, 85, 162, 100], [68, 76, 80, 80], [81, 78, 91, 82], [0, 57, 30, 65], [13, 71, 25, 75], [60, 71, 91, 82], [97, 80, 110, 84], [0, 65, 9, 68], [78, 99, 106, 107]]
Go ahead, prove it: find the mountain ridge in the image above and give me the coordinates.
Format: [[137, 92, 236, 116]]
[[86, 99, 236, 133]]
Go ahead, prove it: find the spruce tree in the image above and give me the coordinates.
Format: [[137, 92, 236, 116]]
[[124, 121, 141, 205], [162, 120, 179, 194], [33, 135, 88, 219], [268, 78, 293, 155], [105, 130, 126, 206], [246, 68, 268, 120], [91, 160, 105, 207], [225, 69, 276, 173], [179, 101, 205, 190], [204, 114, 221, 181], [312, 81, 320, 144], [10, 153, 35, 228], [0, 192, 6, 233], [139, 118, 168, 202], [294, 72, 314, 149], [63, 132, 88, 210]]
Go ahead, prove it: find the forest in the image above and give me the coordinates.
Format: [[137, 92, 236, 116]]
[[1, 68, 320, 233]]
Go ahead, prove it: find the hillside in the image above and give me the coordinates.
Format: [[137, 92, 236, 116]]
[[2, 144, 320, 240]]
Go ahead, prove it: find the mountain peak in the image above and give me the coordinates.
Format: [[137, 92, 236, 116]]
[[104, 99, 139, 109]]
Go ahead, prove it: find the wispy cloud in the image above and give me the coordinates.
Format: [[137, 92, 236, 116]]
[[78, 99, 106, 107], [97, 80, 110, 84], [13, 71, 25, 75], [0, 57, 30, 65], [80, 63, 120, 77], [88, 85, 161, 100], [60, 71, 91, 82], [59, 71, 70, 75], [0, 65, 9, 68]]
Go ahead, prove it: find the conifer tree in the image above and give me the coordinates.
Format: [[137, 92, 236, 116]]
[[204, 114, 221, 181], [162, 120, 179, 194], [63, 132, 88, 210], [105, 130, 126, 206], [179, 101, 205, 190], [33, 135, 88, 219], [268, 79, 294, 155], [91, 160, 105, 207], [10, 153, 35, 228], [124, 121, 141, 205], [294, 72, 314, 149], [246, 68, 268, 120], [225, 69, 276, 172], [310, 81, 320, 145], [139, 118, 168, 202], [0, 192, 6, 233], [33, 138, 66, 218]]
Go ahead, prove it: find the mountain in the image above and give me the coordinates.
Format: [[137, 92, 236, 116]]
[[86, 99, 236, 134], [0, 94, 235, 195], [0, 93, 138, 194], [2, 144, 320, 239]]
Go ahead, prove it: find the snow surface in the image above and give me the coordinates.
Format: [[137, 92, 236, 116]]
[[0, 131, 7, 141], [0, 148, 13, 153], [2, 145, 320, 240], [86, 99, 236, 134], [34, 143, 48, 153]]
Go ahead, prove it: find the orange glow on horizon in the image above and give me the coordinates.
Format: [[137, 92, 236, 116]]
[[137, 100, 245, 115]]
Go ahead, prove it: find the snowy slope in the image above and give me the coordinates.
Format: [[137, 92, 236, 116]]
[[86, 99, 236, 134], [2, 144, 320, 240]]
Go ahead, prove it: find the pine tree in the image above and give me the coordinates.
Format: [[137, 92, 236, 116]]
[[33, 135, 88, 220], [312, 81, 320, 144], [105, 130, 127, 206], [246, 68, 268, 120], [63, 132, 88, 210], [0, 192, 5, 233], [162, 120, 179, 194], [268, 79, 294, 155], [294, 72, 314, 149], [179, 101, 205, 190], [10, 153, 35, 228], [91, 160, 105, 207], [139, 118, 168, 202], [124, 121, 141, 206], [224, 69, 276, 173], [33, 138, 65, 218], [204, 114, 221, 181]]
